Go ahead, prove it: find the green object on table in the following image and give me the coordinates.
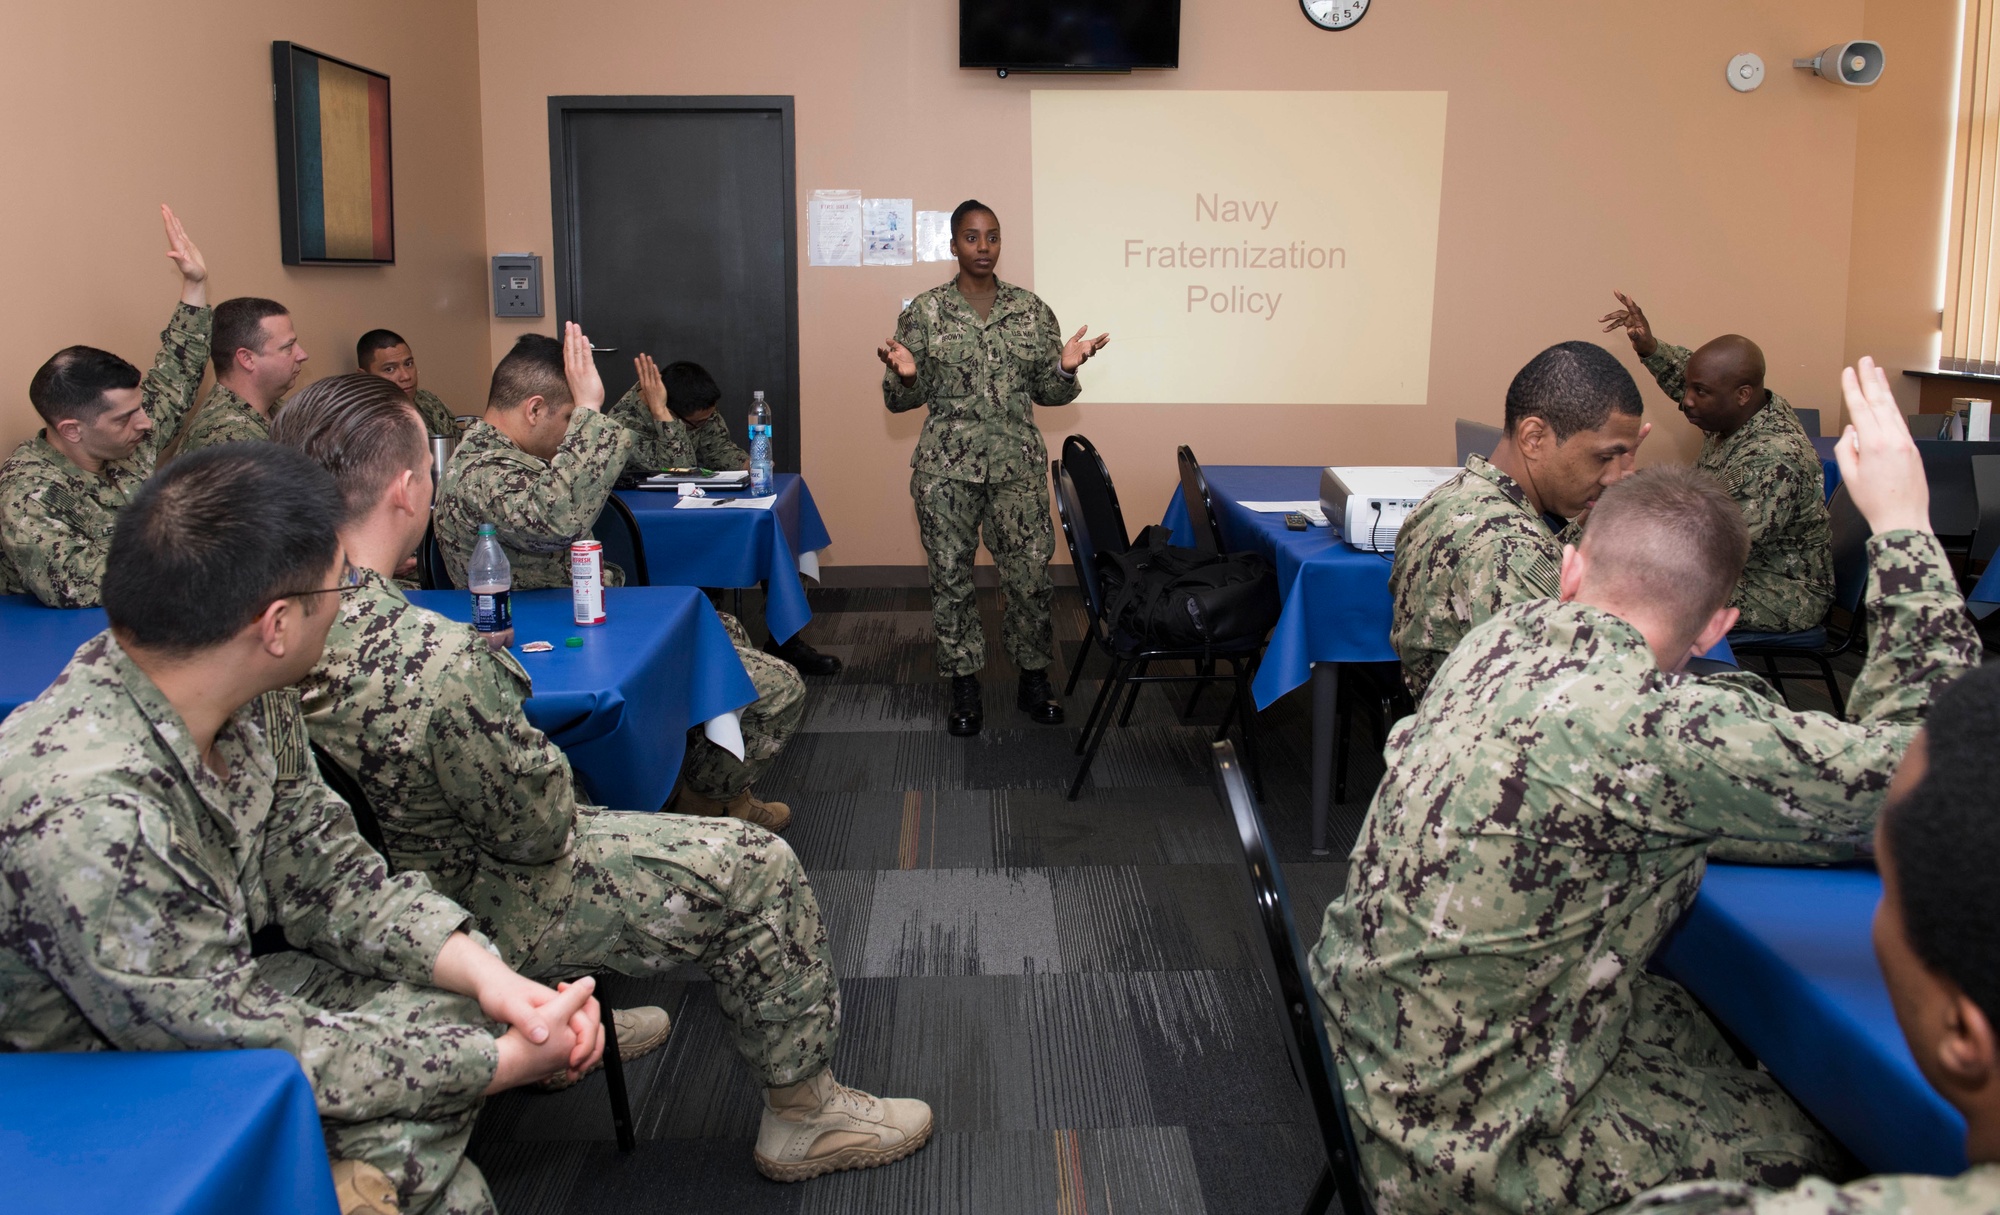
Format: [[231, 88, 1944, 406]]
[[566, 636, 583, 648]]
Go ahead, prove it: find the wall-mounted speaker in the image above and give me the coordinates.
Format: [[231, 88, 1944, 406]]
[[1794, 40, 1885, 87]]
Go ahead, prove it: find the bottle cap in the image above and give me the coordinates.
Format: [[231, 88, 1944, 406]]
[[478, 522, 496, 536], [565, 636, 583, 648]]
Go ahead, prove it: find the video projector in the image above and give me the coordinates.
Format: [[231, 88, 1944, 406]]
[[1319, 466, 1460, 552]]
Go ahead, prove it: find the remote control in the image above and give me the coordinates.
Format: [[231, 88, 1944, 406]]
[[1285, 512, 1311, 531]]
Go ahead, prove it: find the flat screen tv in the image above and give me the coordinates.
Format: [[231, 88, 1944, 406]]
[[961, 0, 1181, 72]]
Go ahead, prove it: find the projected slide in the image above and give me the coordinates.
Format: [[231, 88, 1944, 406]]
[[1031, 91, 1447, 405]]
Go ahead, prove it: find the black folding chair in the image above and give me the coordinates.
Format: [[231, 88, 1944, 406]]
[[1177, 445, 1227, 554], [309, 744, 636, 1152], [1054, 461, 1267, 799], [1968, 454, 2000, 575], [416, 519, 451, 591], [1212, 740, 1374, 1215], [1730, 484, 1870, 715], [591, 494, 650, 587], [1057, 436, 1134, 697], [1792, 407, 1821, 439]]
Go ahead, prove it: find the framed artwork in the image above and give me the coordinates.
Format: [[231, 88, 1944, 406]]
[[272, 42, 394, 265]]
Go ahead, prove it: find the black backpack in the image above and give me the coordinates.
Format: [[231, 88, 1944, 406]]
[[1097, 525, 1280, 649]]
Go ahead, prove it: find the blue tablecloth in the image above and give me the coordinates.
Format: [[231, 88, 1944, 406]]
[[0, 595, 106, 718], [1813, 435, 1842, 500], [409, 587, 754, 811], [1656, 864, 1965, 1175], [0, 1050, 337, 1215], [1969, 558, 2000, 608], [1160, 466, 1732, 710], [1162, 466, 1399, 709], [616, 473, 832, 643]]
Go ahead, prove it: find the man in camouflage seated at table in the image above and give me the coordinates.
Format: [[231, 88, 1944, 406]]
[[1602, 291, 1832, 635], [174, 295, 309, 454], [1390, 340, 1649, 698], [1312, 358, 1981, 1214], [279, 373, 932, 1182], [0, 205, 210, 607], [0, 442, 608, 1215], [358, 328, 462, 437], [433, 324, 803, 830], [1619, 662, 2000, 1213]]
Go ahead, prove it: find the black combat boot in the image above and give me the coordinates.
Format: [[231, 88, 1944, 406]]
[[1017, 668, 1064, 725], [948, 674, 983, 736], [764, 632, 843, 677]]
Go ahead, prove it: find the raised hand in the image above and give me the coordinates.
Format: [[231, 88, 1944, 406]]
[[877, 337, 917, 385], [563, 321, 606, 413], [1835, 356, 1930, 536], [634, 354, 669, 422], [1598, 291, 1657, 359], [162, 204, 208, 306], [1060, 325, 1110, 374]]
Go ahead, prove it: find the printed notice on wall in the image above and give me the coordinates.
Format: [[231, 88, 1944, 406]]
[[808, 189, 862, 267], [916, 210, 954, 262], [1031, 91, 1449, 404], [863, 198, 914, 265]]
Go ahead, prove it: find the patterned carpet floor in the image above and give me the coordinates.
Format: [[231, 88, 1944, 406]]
[[466, 585, 1378, 1214]]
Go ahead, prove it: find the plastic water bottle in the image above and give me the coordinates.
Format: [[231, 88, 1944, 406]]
[[467, 523, 513, 636], [748, 390, 774, 496]]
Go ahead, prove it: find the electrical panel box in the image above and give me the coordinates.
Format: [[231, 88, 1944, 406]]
[[491, 254, 543, 318]]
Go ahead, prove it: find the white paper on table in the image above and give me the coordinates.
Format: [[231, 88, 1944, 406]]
[[807, 189, 862, 267], [862, 198, 914, 266], [916, 210, 953, 262], [797, 549, 822, 581], [1237, 501, 1328, 525], [703, 710, 746, 761], [672, 496, 727, 510], [674, 494, 774, 511]]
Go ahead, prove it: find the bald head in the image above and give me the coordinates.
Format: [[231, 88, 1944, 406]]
[[1689, 335, 1765, 393], [1679, 334, 1771, 437]]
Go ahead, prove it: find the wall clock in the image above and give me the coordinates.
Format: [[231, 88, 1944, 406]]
[[1301, 0, 1369, 30]]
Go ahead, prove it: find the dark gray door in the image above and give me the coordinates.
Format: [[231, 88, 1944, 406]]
[[549, 96, 799, 472]]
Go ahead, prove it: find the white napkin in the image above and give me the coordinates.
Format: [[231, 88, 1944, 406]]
[[703, 710, 746, 761]]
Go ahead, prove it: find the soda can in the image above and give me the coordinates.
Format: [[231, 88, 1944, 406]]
[[570, 540, 606, 625]]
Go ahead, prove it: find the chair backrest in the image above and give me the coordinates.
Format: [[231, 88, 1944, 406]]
[[1052, 461, 1110, 633], [312, 742, 391, 866], [1061, 434, 1132, 557], [1971, 455, 2000, 566], [1177, 445, 1226, 553], [1454, 419, 1502, 465], [1906, 412, 1948, 439], [1828, 484, 1871, 615], [1791, 407, 1821, 438], [1912, 439, 2000, 538], [1211, 739, 1375, 1215], [591, 493, 650, 586], [416, 519, 449, 591]]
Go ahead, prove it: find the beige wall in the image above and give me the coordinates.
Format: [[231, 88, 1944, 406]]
[[478, 0, 1905, 567], [8, 1, 1960, 569], [0, 0, 491, 456], [1844, 0, 1963, 415]]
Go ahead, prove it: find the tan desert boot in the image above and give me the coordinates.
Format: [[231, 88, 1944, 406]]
[[537, 1005, 672, 1091], [753, 1070, 933, 1182], [330, 1159, 399, 1215], [672, 786, 791, 832]]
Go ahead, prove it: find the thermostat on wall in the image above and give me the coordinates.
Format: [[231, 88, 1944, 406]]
[[492, 254, 543, 318]]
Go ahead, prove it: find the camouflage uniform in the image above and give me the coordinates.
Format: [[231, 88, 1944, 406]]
[[1311, 530, 1981, 1215], [0, 304, 210, 607], [884, 279, 1080, 676], [1643, 343, 1833, 633], [0, 550, 20, 595], [1389, 454, 1565, 698], [608, 384, 749, 471], [434, 416, 803, 800], [412, 388, 461, 438], [298, 568, 837, 1085], [0, 634, 500, 1215], [1618, 1165, 2000, 1214], [175, 382, 273, 454]]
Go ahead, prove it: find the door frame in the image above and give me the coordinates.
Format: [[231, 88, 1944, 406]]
[[547, 95, 801, 471]]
